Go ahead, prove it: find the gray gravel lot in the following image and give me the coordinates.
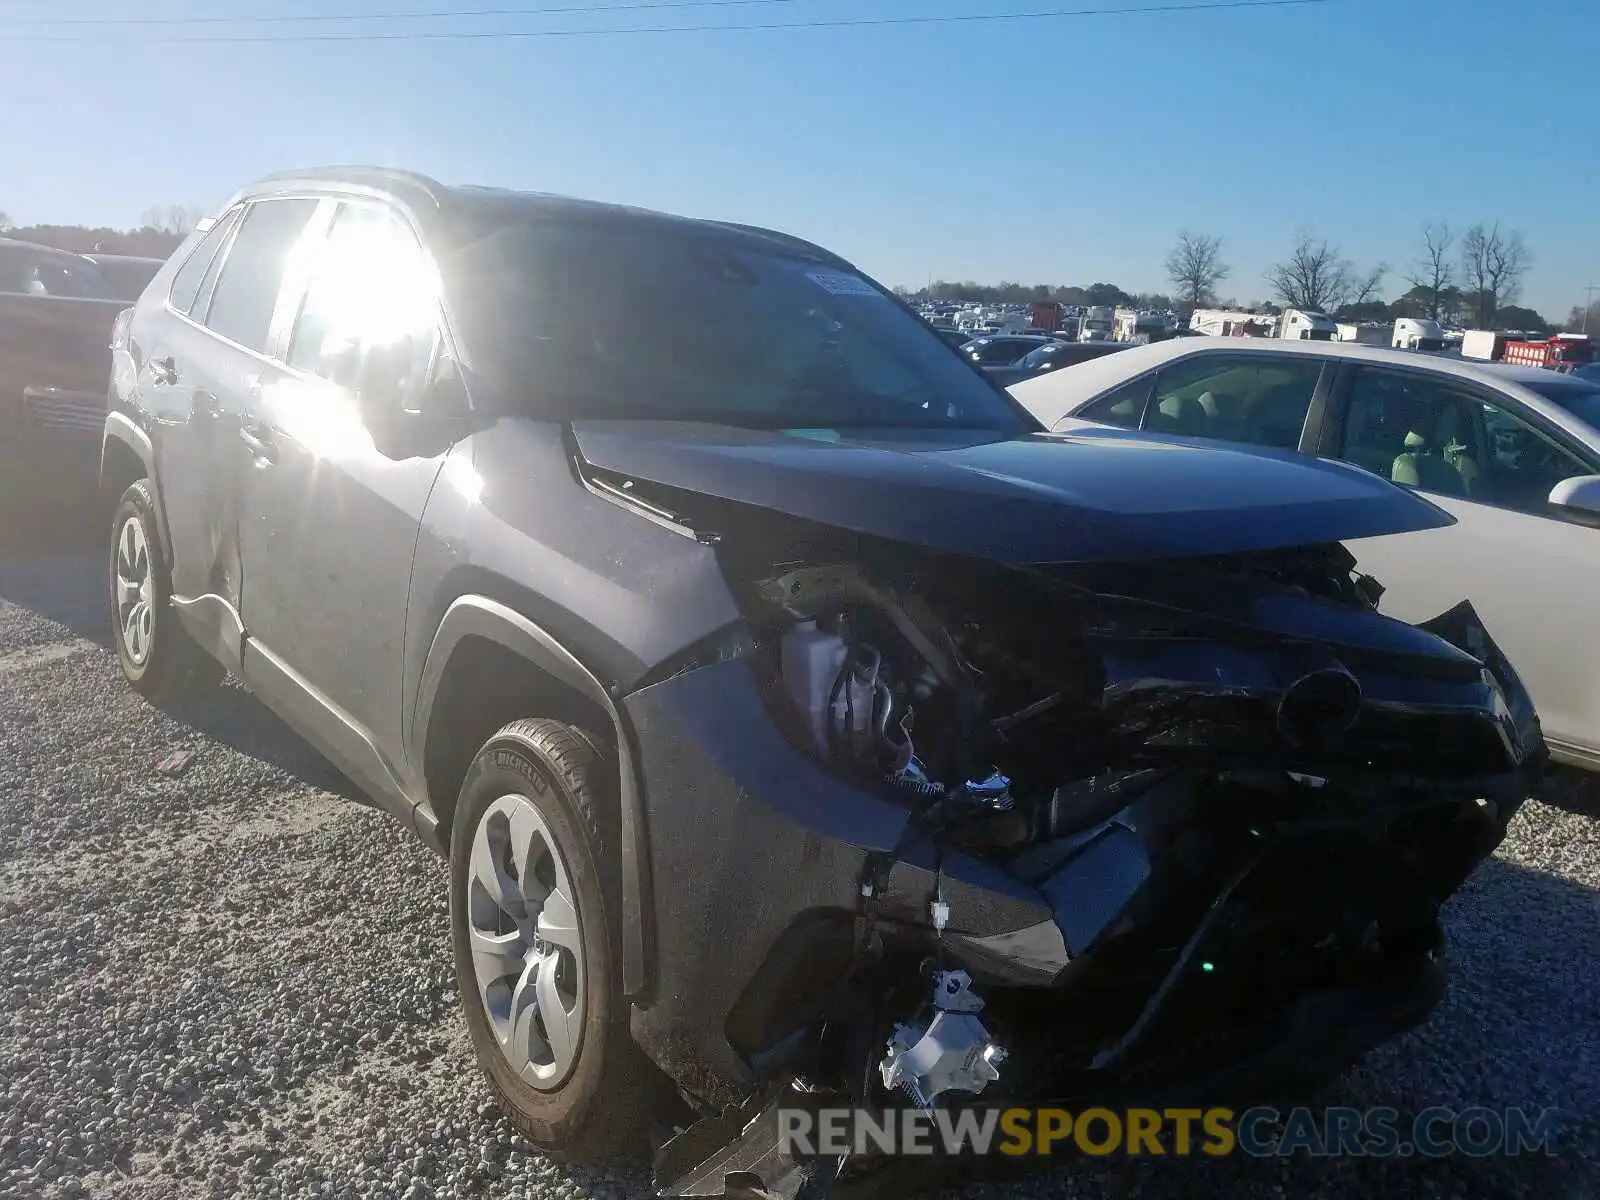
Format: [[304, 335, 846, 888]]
[[1, 546, 1597, 1199]]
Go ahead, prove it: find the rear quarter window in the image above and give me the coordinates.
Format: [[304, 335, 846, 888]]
[[1079, 376, 1153, 429], [168, 211, 241, 314]]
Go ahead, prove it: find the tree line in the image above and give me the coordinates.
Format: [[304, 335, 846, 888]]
[[0, 206, 202, 259], [909, 222, 1565, 333], [10, 206, 1577, 335], [902, 279, 1181, 311]]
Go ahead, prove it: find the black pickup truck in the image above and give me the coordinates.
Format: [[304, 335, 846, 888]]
[[0, 238, 127, 525]]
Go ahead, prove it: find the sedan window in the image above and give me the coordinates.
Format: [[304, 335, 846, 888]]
[[1078, 376, 1152, 429], [1145, 354, 1323, 448], [1339, 366, 1592, 515], [1521, 375, 1600, 432]]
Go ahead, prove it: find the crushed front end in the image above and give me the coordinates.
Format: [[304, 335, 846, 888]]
[[625, 536, 1541, 1198]]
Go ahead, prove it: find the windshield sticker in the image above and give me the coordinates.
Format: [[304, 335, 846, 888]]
[[807, 270, 882, 298]]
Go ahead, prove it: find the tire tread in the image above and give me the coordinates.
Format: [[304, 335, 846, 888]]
[[452, 717, 651, 1163]]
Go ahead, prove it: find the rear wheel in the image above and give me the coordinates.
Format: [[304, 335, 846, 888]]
[[109, 480, 224, 699], [449, 718, 649, 1161]]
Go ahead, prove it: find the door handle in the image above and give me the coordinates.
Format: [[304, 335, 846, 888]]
[[149, 355, 178, 386], [239, 419, 278, 464]]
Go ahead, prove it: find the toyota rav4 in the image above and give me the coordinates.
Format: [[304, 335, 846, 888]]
[[101, 168, 1542, 1197]]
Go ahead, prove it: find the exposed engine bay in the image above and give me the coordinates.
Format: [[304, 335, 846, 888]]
[[650, 537, 1541, 1199]]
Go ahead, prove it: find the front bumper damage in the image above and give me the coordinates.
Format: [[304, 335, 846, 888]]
[[623, 548, 1542, 1198]]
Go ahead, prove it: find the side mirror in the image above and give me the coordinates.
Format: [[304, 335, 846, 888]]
[[1547, 474, 1600, 523], [360, 351, 473, 460], [352, 339, 416, 429], [415, 357, 471, 421]]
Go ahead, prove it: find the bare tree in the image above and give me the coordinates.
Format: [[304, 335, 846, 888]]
[[1460, 222, 1531, 327], [1265, 231, 1355, 312], [1164, 231, 1229, 312], [139, 205, 203, 236], [1350, 262, 1389, 307], [1404, 222, 1454, 319]]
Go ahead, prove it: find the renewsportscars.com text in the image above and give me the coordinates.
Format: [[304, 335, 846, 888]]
[[778, 1105, 1561, 1159]]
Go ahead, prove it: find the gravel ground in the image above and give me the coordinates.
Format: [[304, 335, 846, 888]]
[[1, 545, 1597, 1200]]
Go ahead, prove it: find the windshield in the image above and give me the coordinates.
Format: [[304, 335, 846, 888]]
[[445, 219, 1030, 434], [1524, 376, 1600, 431]]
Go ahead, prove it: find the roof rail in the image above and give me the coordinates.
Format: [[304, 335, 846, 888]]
[[704, 220, 836, 262], [253, 165, 450, 210]]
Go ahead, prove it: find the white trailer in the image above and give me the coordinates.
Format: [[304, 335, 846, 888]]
[[1279, 309, 1338, 341], [1114, 308, 1167, 342], [1336, 322, 1390, 346], [1188, 308, 1275, 338], [1392, 318, 1446, 351], [1078, 305, 1115, 342], [1460, 329, 1506, 361]]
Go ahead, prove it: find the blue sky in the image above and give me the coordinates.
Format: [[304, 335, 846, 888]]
[[1, 0, 1595, 317]]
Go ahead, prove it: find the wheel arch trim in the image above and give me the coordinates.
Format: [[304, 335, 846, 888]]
[[100, 412, 175, 551], [100, 411, 154, 485], [411, 594, 655, 1000]]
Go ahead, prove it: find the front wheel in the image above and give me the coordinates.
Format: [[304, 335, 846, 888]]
[[109, 480, 224, 699], [449, 718, 649, 1161]]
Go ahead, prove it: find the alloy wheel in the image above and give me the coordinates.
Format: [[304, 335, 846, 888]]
[[466, 794, 586, 1090], [114, 514, 155, 667]]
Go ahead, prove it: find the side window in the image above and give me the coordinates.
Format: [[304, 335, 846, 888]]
[[285, 202, 438, 397], [1079, 376, 1152, 429], [1146, 354, 1323, 447], [168, 210, 239, 314], [203, 198, 320, 352], [1341, 368, 1590, 513]]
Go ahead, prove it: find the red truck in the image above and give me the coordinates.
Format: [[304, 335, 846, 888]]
[[0, 238, 128, 526], [1499, 333, 1594, 370], [1029, 300, 1064, 332], [1462, 329, 1594, 370]]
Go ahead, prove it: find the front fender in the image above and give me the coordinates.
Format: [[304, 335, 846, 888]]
[[409, 594, 657, 1000]]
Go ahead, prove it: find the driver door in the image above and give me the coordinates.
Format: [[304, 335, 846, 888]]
[[236, 198, 452, 788]]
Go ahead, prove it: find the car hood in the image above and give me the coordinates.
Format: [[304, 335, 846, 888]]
[[568, 420, 1455, 565]]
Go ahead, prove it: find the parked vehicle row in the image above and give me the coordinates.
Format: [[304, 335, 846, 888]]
[[92, 166, 1542, 1199], [0, 238, 132, 519]]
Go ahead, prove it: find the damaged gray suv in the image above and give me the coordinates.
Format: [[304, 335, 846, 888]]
[[101, 168, 1542, 1196]]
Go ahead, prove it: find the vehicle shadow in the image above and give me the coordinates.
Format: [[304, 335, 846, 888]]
[[0, 498, 103, 563], [1530, 766, 1600, 818], [163, 680, 373, 808], [0, 547, 114, 648], [939, 849, 1600, 1197], [0, 550, 369, 807]]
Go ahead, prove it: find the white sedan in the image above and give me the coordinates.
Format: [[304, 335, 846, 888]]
[[1010, 338, 1600, 772]]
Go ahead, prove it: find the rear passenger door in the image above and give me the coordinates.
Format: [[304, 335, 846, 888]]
[[148, 197, 323, 655]]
